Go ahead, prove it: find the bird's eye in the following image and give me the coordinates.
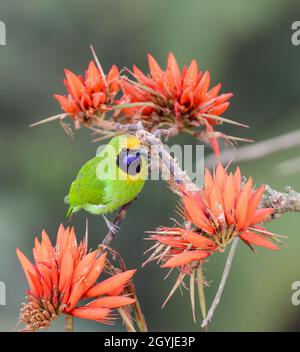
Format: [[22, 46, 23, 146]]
[[116, 149, 142, 176]]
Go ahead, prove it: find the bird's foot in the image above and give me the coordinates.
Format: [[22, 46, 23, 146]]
[[102, 215, 120, 235]]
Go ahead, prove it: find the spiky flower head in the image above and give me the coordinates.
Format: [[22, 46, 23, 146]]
[[54, 60, 120, 127], [121, 52, 237, 156], [17, 224, 135, 331], [180, 163, 282, 251], [144, 164, 283, 308]]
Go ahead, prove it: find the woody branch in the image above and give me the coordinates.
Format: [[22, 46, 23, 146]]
[[133, 123, 300, 217], [92, 121, 300, 217], [262, 185, 300, 216], [100, 200, 134, 252]]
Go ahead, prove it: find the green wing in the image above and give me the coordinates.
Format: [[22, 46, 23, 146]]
[[66, 156, 108, 218]]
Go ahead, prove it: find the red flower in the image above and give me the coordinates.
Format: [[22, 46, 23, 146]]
[[17, 224, 135, 331], [121, 52, 234, 156], [144, 164, 283, 309], [54, 60, 120, 123], [180, 163, 282, 251], [145, 164, 282, 274]]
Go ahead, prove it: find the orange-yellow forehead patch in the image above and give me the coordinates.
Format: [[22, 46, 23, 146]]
[[122, 135, 141, 149]]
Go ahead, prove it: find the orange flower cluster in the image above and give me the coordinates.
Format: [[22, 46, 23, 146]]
[[17, 224, 135, 331], [122, 53, 233, 155], [54, 60, 120, 123], [52, 52, 238, 156], [145, 164, 282, 273]]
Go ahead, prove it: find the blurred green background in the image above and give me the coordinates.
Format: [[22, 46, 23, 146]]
[[1, 0, 300, 332]]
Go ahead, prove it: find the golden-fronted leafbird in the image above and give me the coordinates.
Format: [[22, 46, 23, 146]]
[[65, 134, 147, 232]]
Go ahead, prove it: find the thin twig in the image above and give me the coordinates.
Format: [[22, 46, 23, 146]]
[[29, 113, 67, 127], [197, 265, 207, 321], [65, 315, 73, 332], [99, 200, 134, 252], [104, 247, 148, 332], [205, 129, 300, 169], [126, 281, 148, 332], [201, 237, 239, 328], [117, 308, 136, 332]]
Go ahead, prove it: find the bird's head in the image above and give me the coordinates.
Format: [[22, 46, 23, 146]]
[[107, 134, 148, 179]]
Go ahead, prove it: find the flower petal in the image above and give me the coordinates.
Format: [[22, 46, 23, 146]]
[[204, 168, 214, 195], [240, 232, 279, 250], [210, 184, 225, 224], [153, 234, 188, 248], [85, 60, 102, 93], [85, 270, 136, 298], [56, 224, 69, 264], [236, 177, 252, 231], [82, 252, 107, 292], [107, 65, 120, 93], [54, 95, 79, 115], [166, 52, 181, 92], [250, 208, 274, 225], [245, 185, 265, 227], [87, 296, 135, 309], [215, 163, 227, 189], [178, 229, 216, 249], [207, 83, 221, 98], [72, 250, 98, 285], [148, 54, 164, 80], [58, 250, 73, 292], [206, 124, 220, 158], [162, 250, 210, 268], [194, 71, 210, 96], [183, 60, 198, 89], [181, 192, 215, 234], [208, 102, 230, 116], [233, 167, 241, 197], [64, 69, 85, 103], [223, 173, 235, 225], [70, 307, 111, 322], [16, 249, 40, 297]]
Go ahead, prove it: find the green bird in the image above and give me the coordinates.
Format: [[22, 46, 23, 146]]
[[65, 134, 148, 232]]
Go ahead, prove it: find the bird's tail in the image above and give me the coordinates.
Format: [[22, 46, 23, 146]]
[[66, 206, 73, 220]]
